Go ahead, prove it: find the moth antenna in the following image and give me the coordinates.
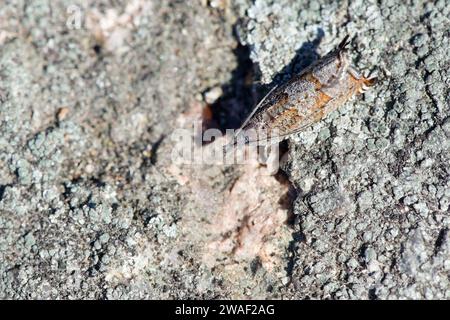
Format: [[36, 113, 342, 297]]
[[337, 35, 351, 51]]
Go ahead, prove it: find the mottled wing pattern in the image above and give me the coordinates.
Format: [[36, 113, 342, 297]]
[[240, 74, 336, 143], [229, 35, 374, 146]]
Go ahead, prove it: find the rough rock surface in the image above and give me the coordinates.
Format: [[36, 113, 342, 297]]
[[1, 0, 449, 299]]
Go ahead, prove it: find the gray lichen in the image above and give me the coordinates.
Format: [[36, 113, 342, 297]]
[[1, 0, 449, 299]]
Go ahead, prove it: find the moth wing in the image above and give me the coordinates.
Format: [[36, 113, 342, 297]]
[[237, 60, 320, 136], [234, 84, 279, 138], [243, 115, 317, 145], [222, 85, 280, 154], [223, 115, 315, 155]]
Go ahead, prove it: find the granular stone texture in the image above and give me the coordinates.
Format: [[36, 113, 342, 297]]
[[0, 0, 239, 299], [241, 0, 449, 299], [1, 0, 449, 299]]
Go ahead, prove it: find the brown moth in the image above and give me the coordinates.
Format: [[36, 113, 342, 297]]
[[228, 35, 376, 148]]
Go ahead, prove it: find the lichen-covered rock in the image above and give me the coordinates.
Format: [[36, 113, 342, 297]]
[[240, 0, 450, 299], [1, 0, 449, 299]]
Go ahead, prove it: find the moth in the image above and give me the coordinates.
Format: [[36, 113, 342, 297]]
[[227, 35, 376, 149]]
